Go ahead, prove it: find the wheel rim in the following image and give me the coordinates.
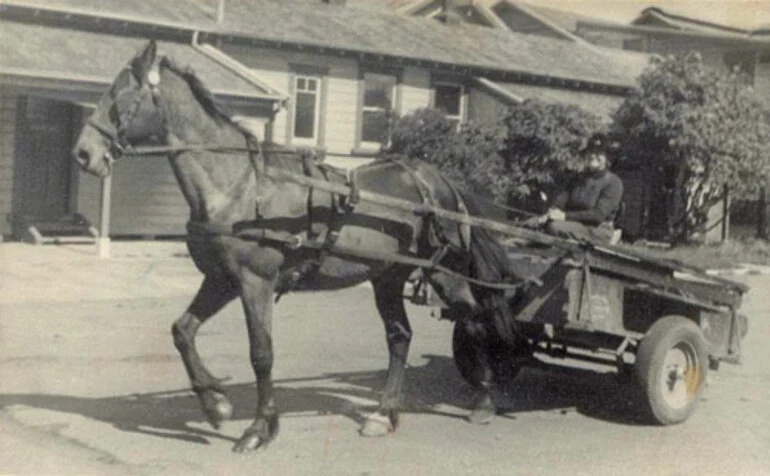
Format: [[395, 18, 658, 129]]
[[660, 340, 701, 410]]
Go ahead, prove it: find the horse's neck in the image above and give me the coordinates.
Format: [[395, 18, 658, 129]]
[[161, 86, 258, 224]]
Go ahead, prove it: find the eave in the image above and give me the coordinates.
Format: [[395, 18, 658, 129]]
[[0, 2, 637, 92]]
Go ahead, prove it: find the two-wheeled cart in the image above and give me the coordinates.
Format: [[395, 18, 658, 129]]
[[446, 239, 749, 425]]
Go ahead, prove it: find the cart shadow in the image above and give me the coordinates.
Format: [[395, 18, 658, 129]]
[[0, 354, 647, 446]]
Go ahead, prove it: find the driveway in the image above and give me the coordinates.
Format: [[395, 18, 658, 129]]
[[1, 242, 768, 475]]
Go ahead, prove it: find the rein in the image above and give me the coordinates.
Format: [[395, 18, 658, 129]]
[[120, 143, 532, 291]]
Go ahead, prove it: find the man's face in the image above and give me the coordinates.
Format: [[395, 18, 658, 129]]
[[586, 152, 608, 172]]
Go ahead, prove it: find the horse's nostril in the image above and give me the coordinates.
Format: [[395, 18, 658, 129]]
[[74, 148, 89, 165]]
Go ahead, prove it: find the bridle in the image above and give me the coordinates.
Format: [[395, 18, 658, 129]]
[[87, 61, 164, 159], [87, 56, 266, 182]]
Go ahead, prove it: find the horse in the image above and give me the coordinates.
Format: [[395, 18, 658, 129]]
[[72, 40, 526, 453]]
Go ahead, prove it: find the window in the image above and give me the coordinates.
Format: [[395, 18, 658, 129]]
[[360, 72, 398, 147], [292, 75, 321, 142], [622, 37, 645, 52], [288, 64, 328, 146], [433, 82, 464, 129]]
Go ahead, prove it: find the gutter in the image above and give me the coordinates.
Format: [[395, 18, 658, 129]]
[[473, 77, 524, 103], [190, 31, 288, 109], [577, 19, 770, 45]]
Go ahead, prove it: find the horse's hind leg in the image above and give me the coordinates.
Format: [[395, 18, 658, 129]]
[[172, 274, 239, 429], [361, 266, 414, 437], [466, 322, 496, 425], [232, 268, 279, 453]]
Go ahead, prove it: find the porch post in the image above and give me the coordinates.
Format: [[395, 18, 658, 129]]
[[97, 175, 112, 258]]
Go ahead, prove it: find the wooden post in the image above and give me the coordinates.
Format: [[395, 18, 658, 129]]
[[97, 175, 112, 258], [759, 186, 769, 240], [721, 184, 730, 243]]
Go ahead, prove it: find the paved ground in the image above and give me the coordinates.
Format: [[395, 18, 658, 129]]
[[0, 241, 768, 475]]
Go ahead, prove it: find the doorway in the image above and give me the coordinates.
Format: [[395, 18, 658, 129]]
[[11, 96, 76, 235]]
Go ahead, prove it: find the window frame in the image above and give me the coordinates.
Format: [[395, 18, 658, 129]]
[[431, 77, 466, 130], [355, 65, 402, 153], [430, 74, 469, 130], [287, 64, 329, 147]]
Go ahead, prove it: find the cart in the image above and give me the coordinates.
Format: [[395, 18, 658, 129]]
[[254, 163, 750, 425], [444, 239, 749, 425]]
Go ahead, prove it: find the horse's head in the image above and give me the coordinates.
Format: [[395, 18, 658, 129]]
[[73, 41, 166, 177]]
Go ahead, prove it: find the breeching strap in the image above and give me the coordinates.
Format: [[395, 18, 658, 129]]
[[230, 227, 533, 291]]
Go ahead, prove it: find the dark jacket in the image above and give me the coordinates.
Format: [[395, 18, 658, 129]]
[[551, 170, 623, 226]]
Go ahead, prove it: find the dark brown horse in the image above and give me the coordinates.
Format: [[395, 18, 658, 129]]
[[72, 41, 524, 453]]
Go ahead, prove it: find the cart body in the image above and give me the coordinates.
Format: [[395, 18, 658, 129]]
[[440, 242, 749, 425]]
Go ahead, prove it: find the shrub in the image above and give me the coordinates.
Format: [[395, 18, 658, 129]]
[[612, 52, 770, 243]]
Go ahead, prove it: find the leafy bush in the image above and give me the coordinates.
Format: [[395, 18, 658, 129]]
[[388, 102, 603, 207], [501, 99, 603, 199], [387, 108, 507, 199], [612, 52, 770, 243]]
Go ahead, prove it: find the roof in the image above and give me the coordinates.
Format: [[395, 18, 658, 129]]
[[504, 1, 624, 34], [0, 19, 284, 101], [0, 0, 649, 89], [632, 7, 750, 36], [477, 78, 625, 122]]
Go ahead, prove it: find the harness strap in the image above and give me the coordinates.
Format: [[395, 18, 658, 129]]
[[232, 226, 529, 291], [274, 152, 352, 300], [341, 167, 360, 212]]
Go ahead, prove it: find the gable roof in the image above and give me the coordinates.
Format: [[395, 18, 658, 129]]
[[502, 1, 624, 36], [632, 7, 749, 36], [0, 19, 285, 102], [475, 77, 625, 122], [0, 0, 648, 89]]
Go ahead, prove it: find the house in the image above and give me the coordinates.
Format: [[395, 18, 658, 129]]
[[0, 0, 647, 241], [450, 2, 770, 101], [404, 1, 769, 241]]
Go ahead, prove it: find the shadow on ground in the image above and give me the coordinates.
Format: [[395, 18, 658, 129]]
[[0, 354, 648, 446]]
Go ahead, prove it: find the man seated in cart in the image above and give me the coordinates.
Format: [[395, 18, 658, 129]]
[[536, 133, 624, 243]]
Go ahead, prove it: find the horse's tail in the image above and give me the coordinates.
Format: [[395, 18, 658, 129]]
[[458, 191, 524, 344]]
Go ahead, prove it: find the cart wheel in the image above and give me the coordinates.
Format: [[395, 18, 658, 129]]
[[452, 322, 522, 387], [634, 315, 708, 425]]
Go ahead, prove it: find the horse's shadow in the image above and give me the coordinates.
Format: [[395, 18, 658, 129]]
[[0, 354, 647, 446]]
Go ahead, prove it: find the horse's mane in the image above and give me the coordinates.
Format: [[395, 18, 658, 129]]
[[156, 57, 313, 170], [159, 57, 239, 127]]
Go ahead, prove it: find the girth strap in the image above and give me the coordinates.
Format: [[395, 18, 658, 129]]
[[274, 153, 351, 300]]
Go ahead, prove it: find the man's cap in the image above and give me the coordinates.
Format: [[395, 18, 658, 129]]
[[582, 132, 610, 154]]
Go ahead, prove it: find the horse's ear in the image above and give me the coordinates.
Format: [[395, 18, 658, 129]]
[[132, 40, 157, 82]]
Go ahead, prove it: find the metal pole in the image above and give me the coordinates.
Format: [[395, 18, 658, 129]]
[[97, 175, 112, 258], [721, 184, 729, 243], [759, 186, 769, 240]]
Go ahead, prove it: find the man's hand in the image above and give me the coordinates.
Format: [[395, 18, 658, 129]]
[[546, 207, 566, 222]]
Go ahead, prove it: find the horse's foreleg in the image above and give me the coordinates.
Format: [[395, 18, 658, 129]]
[[172, 275, 239, 429], [232, 268, 279, 453], [361, 266, 414, 437]]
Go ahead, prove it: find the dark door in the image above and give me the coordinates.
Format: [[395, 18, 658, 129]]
[[12, 96, 74, 223]]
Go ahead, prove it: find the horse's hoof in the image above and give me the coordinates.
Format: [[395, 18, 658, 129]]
[[468, 395, 495, 425], [232, 418, 278, 453], [359, 413, 394, 437], [232, 433, 267, 453], [468, 407, 495, 425], [200, 391, 233, 429]]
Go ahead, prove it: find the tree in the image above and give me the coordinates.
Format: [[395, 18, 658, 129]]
[[388, 102, 604, 210], [387, 108, 509, 200], [501, 99, 603, 201], [612, 52, 770, 243]]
